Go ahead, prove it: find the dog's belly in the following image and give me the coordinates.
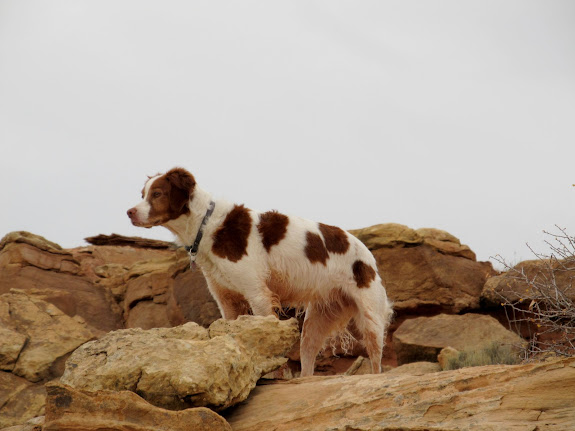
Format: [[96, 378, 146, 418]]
[[267, 269, 341, 307]]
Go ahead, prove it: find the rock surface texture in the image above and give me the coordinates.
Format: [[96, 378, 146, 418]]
[[0, 232, 124, 332], [0, 291, 96, 382], [43, 383, 231, 431], [59, 316, 300, 411], [393, 313, 524, 365], [5, 228, 573, 430], [0, 372, 45, 429], [225, 357, 575, 431], [350, 223, 495, 314]]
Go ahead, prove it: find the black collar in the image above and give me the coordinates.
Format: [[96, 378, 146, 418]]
[[185, 200, 215, 258]]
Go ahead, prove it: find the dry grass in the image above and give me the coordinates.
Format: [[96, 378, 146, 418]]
[[443, 341, 521, 370]]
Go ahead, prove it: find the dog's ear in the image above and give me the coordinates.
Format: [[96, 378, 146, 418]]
[[165, 167, 196, 214]]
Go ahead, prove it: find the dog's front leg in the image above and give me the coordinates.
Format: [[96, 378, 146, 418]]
[[204, 274, 250, 320], [244, 287, 278, 317]]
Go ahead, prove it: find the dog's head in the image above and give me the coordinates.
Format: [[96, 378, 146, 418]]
[[127, 167, 196, 228]]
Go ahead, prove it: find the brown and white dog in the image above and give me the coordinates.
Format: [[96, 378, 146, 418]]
[[127, 167, 392, 376]]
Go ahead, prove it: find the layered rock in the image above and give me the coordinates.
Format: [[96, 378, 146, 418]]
[[0, 232, 123, 332], [350, 223, 495, 314], [43, 383, 231, 431], [0, 291, 96, 382], [225, 357, 575, 431], [392, 313, 525, 365], [59, 316, 300, 411], [115, 249, 220, 329], [0, 231, 220, 331]]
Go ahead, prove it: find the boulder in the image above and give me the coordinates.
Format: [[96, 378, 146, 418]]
[[59, 316, 300, 411], [43, 383, 231, 431], [393, 313, 525, 365], [437, 346, 460, 370], [350, 224, 495, 314], [482, 258, 575, 306], [117, 249, 220, 329], [0, 372, 45, 428], [0, 291, 97, 382], [0, 232, 123, 332], [349, 224, 477, 260], [225, 357, 575, 431], [0, 231, 220, 332]]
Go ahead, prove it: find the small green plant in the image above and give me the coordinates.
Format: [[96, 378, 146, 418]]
[[444, 341, 521, 371]]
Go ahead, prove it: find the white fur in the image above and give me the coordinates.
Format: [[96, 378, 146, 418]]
[[132, 175, 160, 223]]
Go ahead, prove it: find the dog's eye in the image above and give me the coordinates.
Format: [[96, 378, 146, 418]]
[[152, 191, 162, 198]]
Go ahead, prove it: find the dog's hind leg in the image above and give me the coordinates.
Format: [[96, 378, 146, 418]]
[[300, 294, 357, 377], [353, 282, 393, 374]]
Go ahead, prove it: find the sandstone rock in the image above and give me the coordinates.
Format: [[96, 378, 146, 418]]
[[0, 372, 45, 428], [225, 357, 575, 431], [375, 244, 494, 313], [0, 326, 27, 372], [0, 231, 62, 253], [350, 224, 494, 314], [60, 316, 300, 411], [437, 346, 460, 370], [0, 232, 123, 332], [119, 249, 220, 329], [385, 361, 441, 376], [349, 223, 476, 260], [344, 356, 373, 376], [0, 291, 97, 382], [0, 416, 44, 431], [168, 266, 221, 328], [344, 358, 439, 377], [393, 313, 525, 365], [84, 233, 174, 249], [482, 258, 575, 306], [349, 223, 423, 249], [0, 231, 219, 332], [43, 383, 231, 431]]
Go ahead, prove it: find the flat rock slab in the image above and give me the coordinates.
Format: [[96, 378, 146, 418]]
[[393, 313, 525, 365], [225, 357, 575, 431]]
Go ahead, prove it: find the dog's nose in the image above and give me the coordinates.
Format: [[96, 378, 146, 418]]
[[127, 208, 137, 219]]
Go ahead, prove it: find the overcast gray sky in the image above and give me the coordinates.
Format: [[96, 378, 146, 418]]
[[1, 1, 574, 266]]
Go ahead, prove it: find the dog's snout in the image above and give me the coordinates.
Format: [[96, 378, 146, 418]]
[[127, 208, 137, 219]]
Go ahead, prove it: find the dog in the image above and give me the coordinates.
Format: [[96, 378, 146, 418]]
[[127, 167, 393, 376]]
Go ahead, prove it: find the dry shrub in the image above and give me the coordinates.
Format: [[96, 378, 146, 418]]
[[494, 226, 575, 360], [443, 341, 521, 370]]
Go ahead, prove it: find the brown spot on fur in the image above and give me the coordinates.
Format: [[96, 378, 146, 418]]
[[319, 223, 350, 254], [212, 204, 252, 262], [257, 211, 289, 252], [305, 232, 329, 265], [352, 260, 376, 288], [211, 283, 252, 319], [144, 168, 196, 226]]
